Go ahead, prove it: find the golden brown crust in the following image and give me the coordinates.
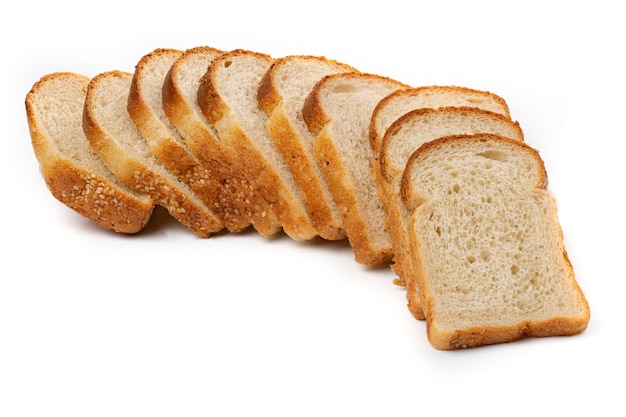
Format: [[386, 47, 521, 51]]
[[256, 59, 282, 115], [162, 46, 268, 234], [161, 47, 224, 163], [301, 73, 335, 135], [128, 48, 258, 233], [196, 50, 284, 238], [265, 106, 344, 240], [83, 70, 222, 238], [26, 72, 155, 233], [198, 49, 316, 241], [314, 127, 393, 264], [257, 55, 357, 240]]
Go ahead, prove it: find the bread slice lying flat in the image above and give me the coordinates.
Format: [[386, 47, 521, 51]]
[[198, 49, 316, 241], [370, 86, 511, 286], [401, 134, 590, 349], [83, 70, 223, 238], [378, 107, 524, 320], [302, 72, 409, 264], [370, 85, 511, 156], [26, 72, 155, 233], [162, 46, 264, 234], [257, 55, 357, 240]]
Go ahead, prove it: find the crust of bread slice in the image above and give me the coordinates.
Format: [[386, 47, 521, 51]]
[[257, 55, 358, 240], [26, 72, 155, 233], [83, 70, 223, 238], [198, 49, 316, 241], [162, 46, 282, 237], [401, 134, 589, 349], [377, 106, 524, 320], [128, 48, 256, 232], [302, 72, 409, 265]]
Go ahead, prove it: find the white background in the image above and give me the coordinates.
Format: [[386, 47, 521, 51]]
[[2, 1, 624, 415]]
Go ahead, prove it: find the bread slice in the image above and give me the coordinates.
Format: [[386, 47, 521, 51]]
[[82, 70, 223, 238], [162, 46, 273, 235], [197, 49, 316, 241], [371, 86, 512, 287], [401, 134, 590, 349], [257, 55, 357, 240], [370, 85, 511, 155], [127, 47, 246, 233], [379, 107, 524, 319], [26, 72, 155, 233], [302, 72, 409, 264]]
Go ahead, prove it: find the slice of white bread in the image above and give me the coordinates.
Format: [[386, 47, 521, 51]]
[[302, 72, 409, 264], [127, 48, 245, 233], [370, 85, 511, 156], [197, 49, 316, 241], [26, 72, 155, 233], [162, 45, 268, 234], [82, 70, 223, 238], [257, 55, 358, 240], [378, 107, 524, 320], [371, 86, 512, 288], [400, 134, 590, 349]]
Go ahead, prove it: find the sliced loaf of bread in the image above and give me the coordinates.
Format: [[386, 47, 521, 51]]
[[379, 107, 524, 319], [302, 72, 409, 264], [197, 49, 316, 241], [162, 46, 267, 234], [26, 72, 155, 233], [82, 70, 223, 238], [400, 134, 590, 349], [257, 55, 357, 240]]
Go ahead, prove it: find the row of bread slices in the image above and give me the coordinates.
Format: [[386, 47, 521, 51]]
[[26, 46, 589, 349]]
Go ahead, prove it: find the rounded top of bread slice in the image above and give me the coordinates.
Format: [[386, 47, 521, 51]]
[[257, 55, 358, 116], [370, 85, 511, 155], [161, 46, 225, 161], [302, 71, 409, 136], [401, 134, 547, 209], [379, 106, 524, 185]]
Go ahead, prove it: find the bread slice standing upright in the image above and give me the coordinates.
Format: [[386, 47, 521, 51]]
[[197, 49, 316, 241], [400, 134, 590, 349], [83, 70, 223, 238], [379, 107, 524, 319], [162, 46, 279, 235], [257, 55, 358, 240], [26, 72, 155, 233], [302, 72, 408, 265], [127, 48, 246, 233]]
